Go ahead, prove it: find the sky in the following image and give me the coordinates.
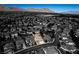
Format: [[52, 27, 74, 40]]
[[0, 4, 79, 12]]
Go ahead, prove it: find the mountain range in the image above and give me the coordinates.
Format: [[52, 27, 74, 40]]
[[0, 6, 79, 14], [0, 6, 54, 13]]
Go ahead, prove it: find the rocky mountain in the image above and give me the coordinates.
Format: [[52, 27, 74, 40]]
[[0, 6, 24, 11], [0, 6, 54, 13], [25, 8, 54, 13]]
